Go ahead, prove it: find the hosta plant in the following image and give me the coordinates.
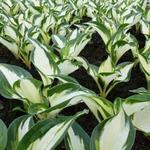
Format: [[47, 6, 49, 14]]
[[0, 63, 114, 149], [76, 56, 134, 97]]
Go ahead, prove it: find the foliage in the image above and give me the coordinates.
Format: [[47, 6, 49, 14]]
[[0, 0, 150, 149]]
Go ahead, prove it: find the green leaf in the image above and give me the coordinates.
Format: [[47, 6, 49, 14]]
[[90, 108, 136, 150], [0, 119, 7, 150], [0, 63, 32, 99], [65, 122, 90, 150], [7, 115, 34, 150], [16, 110, 88, 150]]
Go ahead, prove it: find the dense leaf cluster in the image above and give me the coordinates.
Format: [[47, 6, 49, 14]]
[[0, 0, 150, 150]]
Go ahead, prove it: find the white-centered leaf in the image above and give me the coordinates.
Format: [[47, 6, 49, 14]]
[[58, 60, 79, 75], [43, 82, 94, 117], [123, 93, 150, 116], [52, 34, 65, 49], [0, 63, 32, 99], [132, 104, 150, 134], [13, 78, 43, 103], [83, 96, 113, 122], [138, 54, 150, 75], [0, 36, 18, 56], [29, 38, 59, 85], [65, 122, 90, 150], [115, 62, 134, 82], [16, 110, 88, 150], [99, 56, 114, 74], [7, 115, 34, 150], [90, 108, 136, 150], [45, 82, 93, 107], [30, 38, 58, 75], [88, 22, 111, 44], [0, 119, 7, 150]]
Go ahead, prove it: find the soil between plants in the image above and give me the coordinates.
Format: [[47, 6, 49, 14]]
[[0, 31, 150, 149]]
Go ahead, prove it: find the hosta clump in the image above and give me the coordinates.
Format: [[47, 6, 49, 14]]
[[0, 63, 113, 120], [76, 56, 134, 97], [0, 63, 114, 149], [52, 27, 92, 59]]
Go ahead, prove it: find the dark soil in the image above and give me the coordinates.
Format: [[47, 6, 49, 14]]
[[0, 29, 150, 149]]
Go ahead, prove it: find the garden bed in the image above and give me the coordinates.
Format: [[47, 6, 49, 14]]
[[0, 31, 150, 149], [0, 0, 150, 150]]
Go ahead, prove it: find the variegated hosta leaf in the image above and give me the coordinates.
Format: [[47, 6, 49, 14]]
[[71, 31, 91, 57], [124, 13, 141, 27], [108, 34, 138, 64], [0, 63, 32, 99], [7, 115, 34, 150], [43, 82, 94, 117], [140, 20, 150, 35], [98, 56, 114, 74], [0, 36, 18, 56], [52, 34, 65, 49], [3, 25, 19, 41], [86, 1, 97, 19], [16, 110, 88, 150], [75, 57, 99, 83], [29, 38, 59, 85], [138, 53, 150, 75], [39, 93, 113, 123], [132, 104, 150, 134], [87, 21, 111, 44], [65, 122, 90, 150], [44, 79, 113, 121], [0, 23, 20, 56], [58, 59, 81, 75], [121, 92, 150, 134], [0, 119, 7, 150], [13, 78, 43, 104], [123, 93, 150, 116], [99, 61, 133, 91], [44, 82, 92, 107], [90, 108, 136, 150], [49, 74, 79, 84], [114, 62, 134, 82], [83, 96, 113, 122], [52, 28, 91, 59]]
